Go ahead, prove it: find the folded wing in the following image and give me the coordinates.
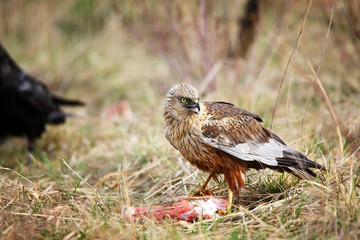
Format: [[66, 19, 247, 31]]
[[200, 102, 323, 179]]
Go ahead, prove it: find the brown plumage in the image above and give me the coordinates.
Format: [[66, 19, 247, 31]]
[[164, 83, 324, 212]]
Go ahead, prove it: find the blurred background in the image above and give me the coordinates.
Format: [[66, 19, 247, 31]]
[[1, 0, 358, 166], [0, 0, 359, 238]]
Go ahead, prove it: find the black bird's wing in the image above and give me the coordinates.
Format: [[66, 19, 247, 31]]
[[0, 44, 84, 123], [0, 43, 84, 164]]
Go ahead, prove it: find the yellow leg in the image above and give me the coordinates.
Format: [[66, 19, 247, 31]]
[[227, 190, 233, 213], [189, 172, 215, 197], [199, 172, 214, 190]]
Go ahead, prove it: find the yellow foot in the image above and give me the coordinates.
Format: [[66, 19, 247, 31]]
[[215, 209, 227, 216], [189, 188, 214, 198]]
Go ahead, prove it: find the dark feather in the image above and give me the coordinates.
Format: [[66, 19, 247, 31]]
[[204, 101, 263, 122], [200, 101, 324, 180], [0, 43, 84, 164], [276, 150, 324, 169], [201, 102, 269, 145]]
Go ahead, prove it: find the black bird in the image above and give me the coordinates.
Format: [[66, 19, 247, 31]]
[[0, 43, 84, 164]]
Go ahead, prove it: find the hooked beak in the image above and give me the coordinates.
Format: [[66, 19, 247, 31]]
[[188, 101, 200, 114]]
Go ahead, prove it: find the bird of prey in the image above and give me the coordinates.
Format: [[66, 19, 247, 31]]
[[0, 43, 84, 164], [164, 83, 324, 212]]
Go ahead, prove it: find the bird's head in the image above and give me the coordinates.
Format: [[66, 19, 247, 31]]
[[165, 83, 200, 119]]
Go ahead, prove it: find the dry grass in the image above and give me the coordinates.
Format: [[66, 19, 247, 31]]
[[0, 0, 359, 239]]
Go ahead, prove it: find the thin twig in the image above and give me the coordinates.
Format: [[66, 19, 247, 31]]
[[270, 0, 313, 129], [301, 0, 339, 151], [306, 61, 344, 153], [0, 167, 43, 192], [198, 61, 223, 97], [60, 158, 105, 206], [9, 211, 84, 222]]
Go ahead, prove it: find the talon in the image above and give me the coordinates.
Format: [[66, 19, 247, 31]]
[[201, 189, 214, 196], [189, 188, 214, 197], [215, 209, 226, 215]]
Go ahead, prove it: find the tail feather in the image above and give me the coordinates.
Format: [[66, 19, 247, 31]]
[[276, 150, 324, 169], [276, 150, 325, 179], [52, 95, 85, 106], [286, 167, 317, 180]]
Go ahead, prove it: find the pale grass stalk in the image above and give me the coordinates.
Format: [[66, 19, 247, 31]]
[[306, 61, 343, 153], [60, 158, 105, 206], [63, 231, 76, 240], [249, 36, 279, 114], [9, 212, 84, 222], [121, 172, 131, 207], [0, 166, 43, 192], [1, 198, 15, 211], [1, 225, 14, 236], [285, 0, 314, 118], [270, 0, 313, 130], [144, 171, 198, 200], [147, 173, 175, 201], [198, 61, 223, 97]]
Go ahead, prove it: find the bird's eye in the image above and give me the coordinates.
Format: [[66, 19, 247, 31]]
[[181, 98, 187, 103]]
